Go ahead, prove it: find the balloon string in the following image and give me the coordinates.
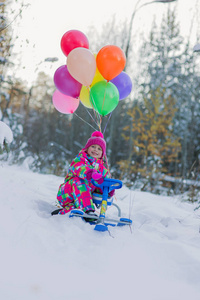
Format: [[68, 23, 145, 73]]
[[86, 109, 98, 127], [74, 112, 97, 131], [101, 81, 108, 111], [104, 154, 112, 178], [87, 86, 102, 131], [103, 112, 112, 135], [99, 81, 108, 128], [80, 101, 99, 127]]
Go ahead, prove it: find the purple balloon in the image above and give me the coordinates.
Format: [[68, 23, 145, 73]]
[[111, 71, 132, 100], [54, 65, 82, 98]]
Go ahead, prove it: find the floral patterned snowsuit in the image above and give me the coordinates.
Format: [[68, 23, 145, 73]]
[[57, 149, 109, 214]]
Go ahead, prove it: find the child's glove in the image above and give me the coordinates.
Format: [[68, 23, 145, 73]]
[[109, 189, 115, 197], [92, 171, 104, 184], [85, 169, 104, 184]]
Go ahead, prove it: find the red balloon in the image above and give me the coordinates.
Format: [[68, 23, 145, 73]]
[[61, 30, 89, 57]]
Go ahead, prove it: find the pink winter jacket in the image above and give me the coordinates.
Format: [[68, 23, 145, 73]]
[[63, 149, 109, 184]]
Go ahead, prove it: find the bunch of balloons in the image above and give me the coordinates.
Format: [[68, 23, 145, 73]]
[[52, 29, 132, 116]]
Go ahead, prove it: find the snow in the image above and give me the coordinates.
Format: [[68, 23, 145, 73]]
[[193, 43, 200, 52], [0, 121, 13, 146], [0, 162, 200, 300]]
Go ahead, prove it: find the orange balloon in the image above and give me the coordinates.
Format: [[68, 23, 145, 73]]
[[96, 45, 126, 81]]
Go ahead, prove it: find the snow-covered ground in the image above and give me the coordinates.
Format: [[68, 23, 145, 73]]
[[0, 162, 200, 300]]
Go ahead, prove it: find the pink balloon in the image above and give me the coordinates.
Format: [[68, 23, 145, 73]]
[[67, 47, 96, 86], [54, 65, 82, 97], [52, 90, 79, 114], [60, 30, 89, 57]]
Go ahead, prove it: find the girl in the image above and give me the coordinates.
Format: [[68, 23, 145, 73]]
[[53, 131, 114, 219]]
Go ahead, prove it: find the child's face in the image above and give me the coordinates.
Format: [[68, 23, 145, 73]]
[[87, 144, 103, 159]]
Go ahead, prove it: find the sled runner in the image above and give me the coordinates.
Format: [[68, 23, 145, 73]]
[[69, 178, 132, 232]]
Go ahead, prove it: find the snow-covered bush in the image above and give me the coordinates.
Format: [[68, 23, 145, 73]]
[[0, 121, 13, 154]]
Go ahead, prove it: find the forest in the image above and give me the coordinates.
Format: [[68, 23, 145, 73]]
[[1, 0, 200, 202]]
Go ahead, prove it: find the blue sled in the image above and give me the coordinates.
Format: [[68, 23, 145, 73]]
[[69, 178, 132, 232]]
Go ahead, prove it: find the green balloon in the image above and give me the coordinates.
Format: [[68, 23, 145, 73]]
[[90, 81, 119, 116]]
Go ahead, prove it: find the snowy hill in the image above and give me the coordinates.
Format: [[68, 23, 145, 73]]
[[0, 162, 200, 300]]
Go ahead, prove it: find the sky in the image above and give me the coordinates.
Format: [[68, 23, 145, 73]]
[[8, 0, 200, 84]]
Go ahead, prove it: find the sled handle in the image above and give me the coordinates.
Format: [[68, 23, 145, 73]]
[[91, 178, 122, 192]]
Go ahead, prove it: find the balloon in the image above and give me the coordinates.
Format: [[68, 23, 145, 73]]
[[92, 63, 105, 86], [79, 86, 93, 109], [54, 65, 82, 97], [67, 48, 96, 86], [79, 57, 105, 109], [92, 54, 104, 86], [90, 81, 119, 116], [96, 45, 126, 81], [52, 90, 79, 114], [110, 71, 132, 100], [60, 30, 89, 57]]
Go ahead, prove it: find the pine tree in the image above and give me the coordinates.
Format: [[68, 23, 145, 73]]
[[0, 0, 12, 118], [131, 7, 200, 183], [119, 86, 181, 191]]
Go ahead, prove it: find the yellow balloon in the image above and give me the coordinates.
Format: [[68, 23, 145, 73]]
[[91, 53, 105, 86], [92, 67, 104, 86], [80, 86, 93, 109]]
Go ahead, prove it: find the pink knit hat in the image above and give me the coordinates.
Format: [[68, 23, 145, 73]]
[[84, 131, 106, 158]]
